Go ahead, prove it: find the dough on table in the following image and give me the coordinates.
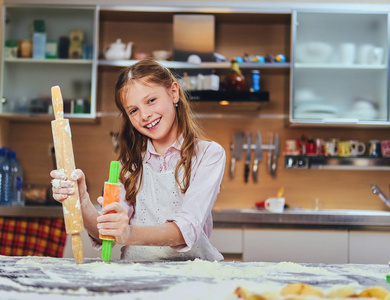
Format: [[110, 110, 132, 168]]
[[327, 286, 358, 298], [359, 287, 389, 300], [281, 283, 324, 297]]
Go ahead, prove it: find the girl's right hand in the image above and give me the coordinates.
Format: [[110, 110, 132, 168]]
[[50, 169, 88, 204]]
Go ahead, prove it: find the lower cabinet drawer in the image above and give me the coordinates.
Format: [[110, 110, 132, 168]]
[[243, 228, 348, 263], [210, 228, 243, 254]]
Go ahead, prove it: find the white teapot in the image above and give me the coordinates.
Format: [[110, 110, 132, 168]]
[[104, 39, 133, 60]]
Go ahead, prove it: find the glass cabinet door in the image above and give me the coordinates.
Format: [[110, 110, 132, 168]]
[[291, 10, 389, 125]]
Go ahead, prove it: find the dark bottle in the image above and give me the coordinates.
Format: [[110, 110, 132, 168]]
[[225, 60, 246, 91]]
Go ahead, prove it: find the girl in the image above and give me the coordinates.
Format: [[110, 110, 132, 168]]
[[50, 59, 226, 261]]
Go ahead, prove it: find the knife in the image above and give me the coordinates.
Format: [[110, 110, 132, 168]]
[[267, 132, 273, 175], [252, 131, 262, 182], [271, 133, 279, 178], [244, 132, 252, 183], [230, 131, 245, 179]]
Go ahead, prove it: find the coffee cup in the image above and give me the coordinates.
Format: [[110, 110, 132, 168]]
[[349, 140, 366, 156], [285, 139, 299, 155], [337, 141, 352, 157], [369, 140, 382, 157], [339, 43, 356, 65], [305, 140, 317, 156], [358, 44, 374, 65], [265, 197, 285, 213], [381, 140, 390, 157], [324, 141, 337, 156], [371, 47, 384, 65]]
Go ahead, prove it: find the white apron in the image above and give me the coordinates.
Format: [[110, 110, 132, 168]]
[[121, 163, 223, 261]]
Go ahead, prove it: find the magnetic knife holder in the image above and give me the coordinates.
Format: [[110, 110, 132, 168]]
[[230, 143, 278, 152]]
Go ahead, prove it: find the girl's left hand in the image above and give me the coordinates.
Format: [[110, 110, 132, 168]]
[[96, 196, 130, 245]]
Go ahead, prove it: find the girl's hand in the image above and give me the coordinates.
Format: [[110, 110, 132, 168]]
[[97, 198, 130, 245], [50, 169, 88, 204]]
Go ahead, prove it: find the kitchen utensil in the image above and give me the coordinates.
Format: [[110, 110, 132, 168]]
[[369, 140, 382, 157], [339, 43, 356, 65], [277, 187, 284, 198], [153, 50, 171, 61], [244, 132, 252, 183], [265, 197, 285, 213], [101, 161, 121, 262], [230, 131, 245, 179], [381, 140, 390, 157], [295, 42, 333, 64], [104, 39, 133, 60], [267, 132, 273, 175], [271, 133, 279, 177], [252, 131, 262, 182], [51, 86, 85, 264]]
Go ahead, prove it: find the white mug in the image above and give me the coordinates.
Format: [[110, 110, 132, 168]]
[[339, 43, 356, 65], [358, 44, 374, 64], [265, 198, 285, 213], [349, 140, 366, 156], [371, 47, 384, 65]]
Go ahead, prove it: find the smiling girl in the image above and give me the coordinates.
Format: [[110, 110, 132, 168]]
[[50, 59, 225, 261]]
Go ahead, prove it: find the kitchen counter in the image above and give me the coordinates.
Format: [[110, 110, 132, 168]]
[[212, 208, 390, 230], [2, 206, 390, 229], [0, 206, 63, 218], [0, 255, 388, 299]]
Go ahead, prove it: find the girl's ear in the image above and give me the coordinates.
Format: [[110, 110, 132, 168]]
[[170, 82, 180, 104]]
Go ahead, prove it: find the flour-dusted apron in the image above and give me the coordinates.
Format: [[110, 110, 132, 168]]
[[121, 163, 223, 261]]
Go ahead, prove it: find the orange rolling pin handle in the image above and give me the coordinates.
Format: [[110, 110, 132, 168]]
[[99, 182, 121, 240]]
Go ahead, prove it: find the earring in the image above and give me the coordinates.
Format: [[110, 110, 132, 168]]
[[175, 103, 178, 107]]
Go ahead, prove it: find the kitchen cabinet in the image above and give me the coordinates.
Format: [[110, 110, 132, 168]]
[[0, 5, 98, 120], [290, 10, 390, 126], [349, 230, 390, 264], [242, 228, 349, 263], [98, 10, 290, 112], [209, 228, 243, 254]]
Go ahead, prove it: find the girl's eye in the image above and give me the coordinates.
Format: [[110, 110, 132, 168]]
[[149, 98, 156, 104], [128, 108, 137, 115]]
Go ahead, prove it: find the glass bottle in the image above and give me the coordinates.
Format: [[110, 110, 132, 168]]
[[225, 59, 246, 91]]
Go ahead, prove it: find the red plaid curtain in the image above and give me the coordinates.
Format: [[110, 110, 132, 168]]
[[0, 217, 67, 257]]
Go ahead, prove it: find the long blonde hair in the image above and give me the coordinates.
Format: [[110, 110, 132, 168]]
[[114, 59, 205, 203]]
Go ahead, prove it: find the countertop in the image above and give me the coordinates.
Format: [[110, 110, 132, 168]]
[[212, 208, 390, 229], [0, 206, 63, 218], [0, 255, 388, 299], [2, 206, 390, 230]]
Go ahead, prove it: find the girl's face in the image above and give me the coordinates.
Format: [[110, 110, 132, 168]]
[[123, 80, 179, 154]]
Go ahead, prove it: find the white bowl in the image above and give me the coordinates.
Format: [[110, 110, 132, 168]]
[[152, 50, 171, 61], [295, 42, 333, 64]]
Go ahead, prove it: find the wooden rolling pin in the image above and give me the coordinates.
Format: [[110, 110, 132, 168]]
[[51, 86, 84, 264]]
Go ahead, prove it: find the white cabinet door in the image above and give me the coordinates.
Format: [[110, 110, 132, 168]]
[[209, 228, 243, 254], [349, 231, 390, 264], [243, 228, 348, 263], [291, 11, 389, 125]]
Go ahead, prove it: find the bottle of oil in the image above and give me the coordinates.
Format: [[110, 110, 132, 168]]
[[225, 59, 246, 91]]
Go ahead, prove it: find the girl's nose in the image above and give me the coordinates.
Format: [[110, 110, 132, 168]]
[[140, 109, 152, 121]]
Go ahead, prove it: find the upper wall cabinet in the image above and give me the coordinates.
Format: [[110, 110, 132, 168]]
[[0, 5, 98, 120], [290, 10, 390, 126], [98, 9, 290, 113]]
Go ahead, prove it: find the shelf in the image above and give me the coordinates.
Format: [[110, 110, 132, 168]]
[[98, 60, 290, 69], [284, 155, 390, 170], [4, 58, 93, 64], [188, 90, 269, 102], [294, 63, 387, 70], [0, 112, 97, 123]]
